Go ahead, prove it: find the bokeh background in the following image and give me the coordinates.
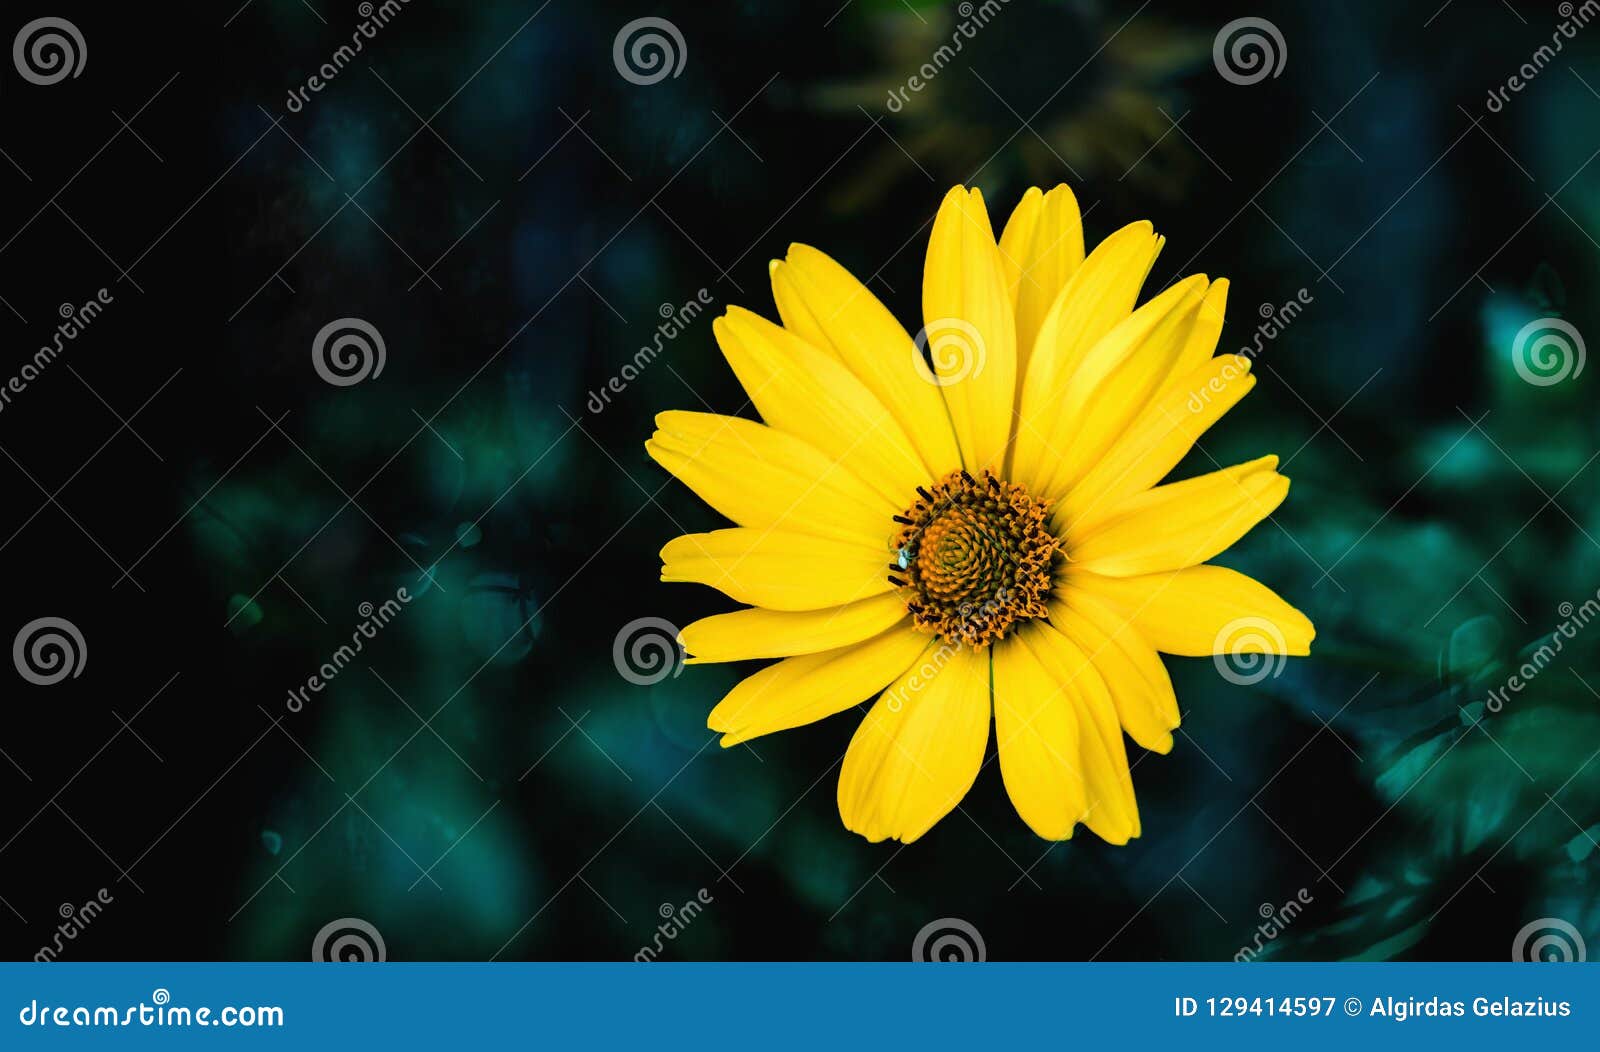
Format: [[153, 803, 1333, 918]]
[[2, 0, 1599, 961]]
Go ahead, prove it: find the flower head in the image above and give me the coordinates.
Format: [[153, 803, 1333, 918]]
[[649, 184, 1314, 844]]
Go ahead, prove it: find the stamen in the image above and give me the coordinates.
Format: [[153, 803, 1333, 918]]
[[890, 468, 1059, 647]]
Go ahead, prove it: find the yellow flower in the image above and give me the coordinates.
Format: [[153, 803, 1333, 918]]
[[648, 184, 1314, 845]]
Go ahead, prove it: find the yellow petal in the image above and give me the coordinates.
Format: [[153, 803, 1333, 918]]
[[1009, 221, 1163, 489], [660, 528, 892, 611], [997, 185, 1085, 386], [714, 307, 930, 505], [1058, 354, 1257, 526], [1017, 622, 1140, 844], [1049, 594, 1177, 755], [647, 411, 896, 546], [838, 641, 990, 843], [1069, 456, 1288, 576], [995, 186, 1042, 307], [991, 633, 1087, 840], [1065, 564, 1315, 658], [708, 626, 930, 746], [1162, 277, 1229, 391], [771, 246, 963, 475], [680, 594, 910, 664], [767, 256, 827, 348], [921, 186, 1018, 472], [1032, 275, 1210, 500]]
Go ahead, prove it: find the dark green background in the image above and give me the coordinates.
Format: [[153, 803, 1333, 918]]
[[2, 0, 1598, 961]]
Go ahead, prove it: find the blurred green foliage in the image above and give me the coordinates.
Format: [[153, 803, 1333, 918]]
[[195, 0, 1600, 960]]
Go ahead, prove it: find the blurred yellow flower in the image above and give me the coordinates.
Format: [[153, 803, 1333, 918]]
[[811, 9, 1209, 211], [649, 184, 1313, 844]]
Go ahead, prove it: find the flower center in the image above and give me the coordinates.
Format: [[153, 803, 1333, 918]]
[[889, 469, 1058, 647]]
